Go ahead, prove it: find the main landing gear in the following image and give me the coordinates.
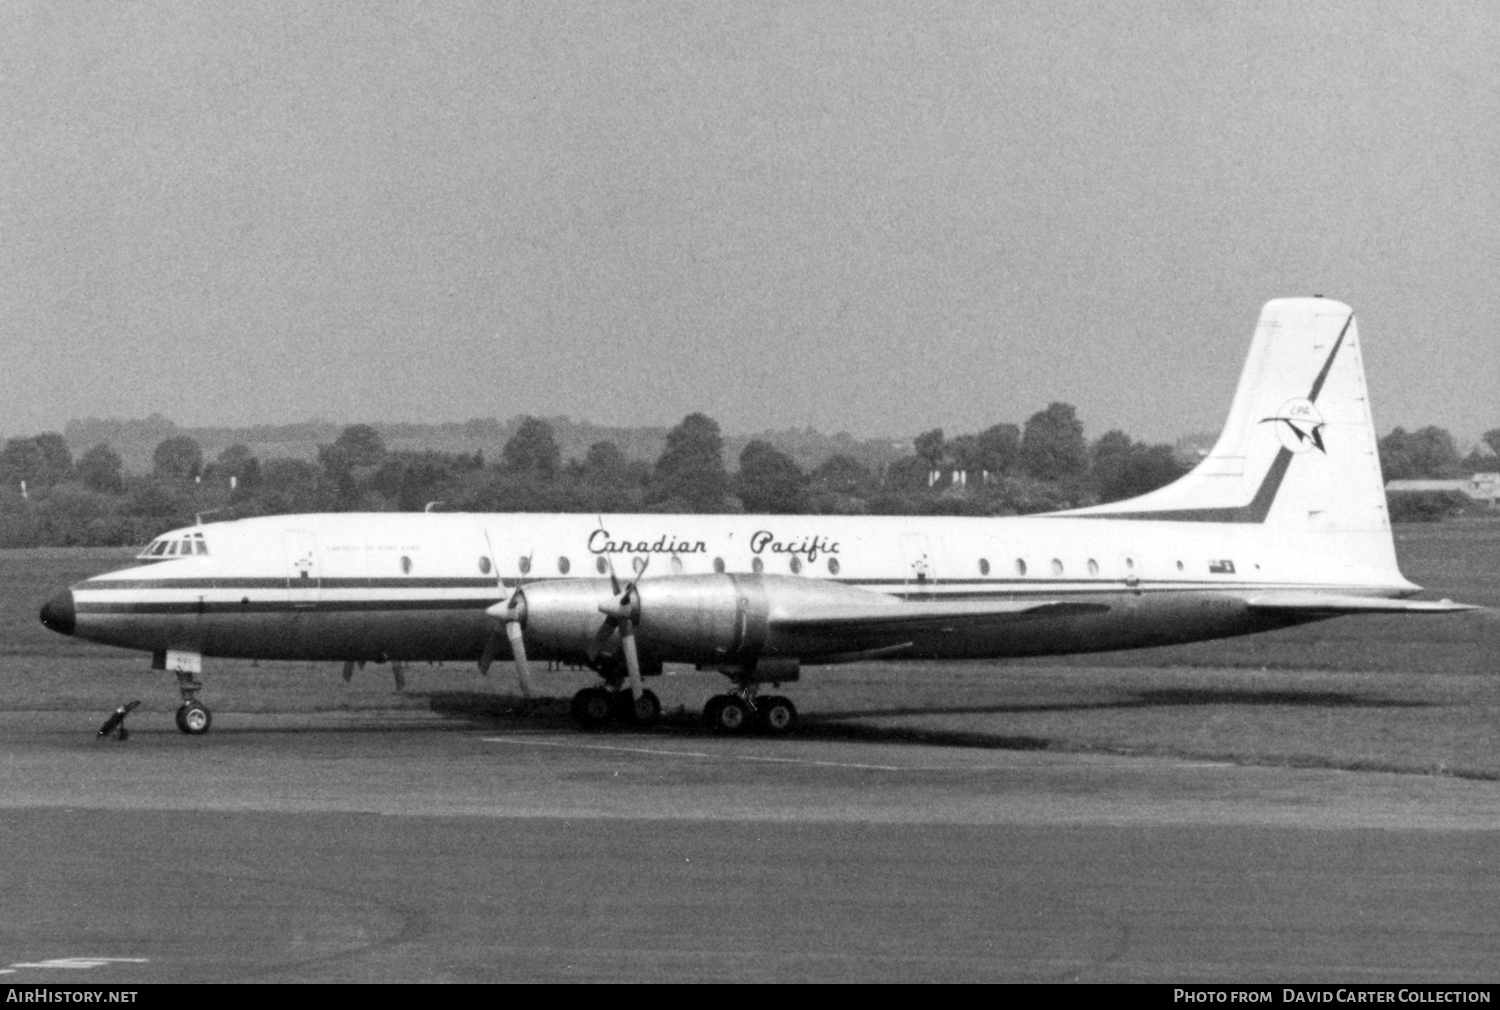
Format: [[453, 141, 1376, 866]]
[[703, 691, 797, 736], [570, 685, 661, 729], [173, 669, 212, 735]]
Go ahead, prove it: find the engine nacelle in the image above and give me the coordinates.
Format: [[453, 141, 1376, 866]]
[[504, 579, 617, 663], [632, 574, 765, 659], [509, 573, 897, 668], [510, 575, 754, 665]]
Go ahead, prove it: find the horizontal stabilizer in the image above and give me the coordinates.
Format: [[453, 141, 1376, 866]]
[[773, 599, 1109, 636], [1246, 592, 1480, 614]]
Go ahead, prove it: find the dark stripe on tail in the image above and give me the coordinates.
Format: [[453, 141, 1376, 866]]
[[1067, 312, 1352, 524]]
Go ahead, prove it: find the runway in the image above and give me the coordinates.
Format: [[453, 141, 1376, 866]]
[[2, 710, 1497, 982]]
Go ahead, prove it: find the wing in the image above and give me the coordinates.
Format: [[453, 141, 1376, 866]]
[[1246, 592, 1480, 614], [768, 598, 1109, 656], [774, 598, 1109, 633]]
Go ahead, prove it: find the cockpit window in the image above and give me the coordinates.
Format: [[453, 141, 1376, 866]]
[[138, 532, 210, 560]]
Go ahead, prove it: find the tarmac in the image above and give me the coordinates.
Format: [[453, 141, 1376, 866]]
[[2, 708, 1498, 983]]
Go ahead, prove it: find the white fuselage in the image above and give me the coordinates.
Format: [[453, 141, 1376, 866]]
[[63, 510, 1416, 667]]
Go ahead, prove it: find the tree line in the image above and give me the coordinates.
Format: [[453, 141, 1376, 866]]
[[1, 412, 1495, 547]]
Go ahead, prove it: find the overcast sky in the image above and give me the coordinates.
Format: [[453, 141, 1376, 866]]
[[3, 1, 1496, 449]]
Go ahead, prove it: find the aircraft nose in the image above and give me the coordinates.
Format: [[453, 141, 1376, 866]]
[[40, 590, 76, 636]]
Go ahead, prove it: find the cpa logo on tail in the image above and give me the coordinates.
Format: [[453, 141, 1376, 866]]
[[1260, 397, 1326, 454]]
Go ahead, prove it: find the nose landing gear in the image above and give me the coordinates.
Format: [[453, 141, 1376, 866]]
[[175, 700, 212, 735], [172, 667, 212, 735]]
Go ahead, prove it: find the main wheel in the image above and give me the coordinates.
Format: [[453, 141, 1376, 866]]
[[175, 702, 211, 735], [759, 696, 798, 734], [707, 695, 751, 734], [615, 688, 661, 727], [703, 694, 727, 729], [572, 687, 614, 729]]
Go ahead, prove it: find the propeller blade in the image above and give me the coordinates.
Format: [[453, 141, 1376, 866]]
[[618, 617, 644, 701], [586, 618, 614, 663], [479, 528, 509, 678], [505, 618, 535, 698], [595, 581, 645, 698]]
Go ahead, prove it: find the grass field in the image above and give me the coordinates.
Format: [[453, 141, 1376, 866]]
[[3, 521, 1497, 778]]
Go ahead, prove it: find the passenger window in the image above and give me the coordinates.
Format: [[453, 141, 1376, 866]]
[[828, 558, 840, 576], [596, 556, 608, 575], [713, 557, 726, 574], [1016, 559, 1027, 576], [479, 556, 492, 575], [790, 556, 802, 574], [669, 555, 683, 574], [1051, 559, 1063, 576], [979, 558, 990, 576], [752, 557, 764, 574], [1087, 559, 1099, 576], [558, 556, 570, 574], [632, 556, 646, 575], [401, 555, 412, 574], [518, 556, 531, 575]]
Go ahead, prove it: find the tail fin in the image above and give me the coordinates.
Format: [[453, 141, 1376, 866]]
[[1074, 297, 1391, 536]]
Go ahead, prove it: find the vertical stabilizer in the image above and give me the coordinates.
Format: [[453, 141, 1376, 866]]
[[1071, 298, 1393, 543]]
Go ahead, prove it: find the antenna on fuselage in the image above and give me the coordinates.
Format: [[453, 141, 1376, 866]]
[[194, 509, 221, 527]]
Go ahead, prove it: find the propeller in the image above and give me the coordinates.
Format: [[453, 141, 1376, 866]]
[[502, 596, 535, 698], [480, 532, 534, 698], [597, 554, 647, 702]]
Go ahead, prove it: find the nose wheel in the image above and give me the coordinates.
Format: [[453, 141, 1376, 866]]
[[175, 700, 212, 735], [172, 667, 212, 735]]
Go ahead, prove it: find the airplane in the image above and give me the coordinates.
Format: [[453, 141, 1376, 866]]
[[39, 297, 1478, 736]]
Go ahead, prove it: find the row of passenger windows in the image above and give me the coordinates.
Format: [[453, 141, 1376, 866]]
[[468, 554, 846, 577], [133, 534, 1192, 578], [454, 554, 1192, 578]]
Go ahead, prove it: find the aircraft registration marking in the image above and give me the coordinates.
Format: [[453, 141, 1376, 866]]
[[483, 736, 904, 771]]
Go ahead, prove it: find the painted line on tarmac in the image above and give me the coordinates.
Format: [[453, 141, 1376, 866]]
[[6, 957, 149, 970], [482, 736, 905, 771]]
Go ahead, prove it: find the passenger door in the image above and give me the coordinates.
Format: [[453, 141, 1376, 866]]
[[283, 530, 321, 608], [900, 532, 935, 595]]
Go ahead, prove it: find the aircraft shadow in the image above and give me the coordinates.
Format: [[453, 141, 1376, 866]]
[[419, 686, 1430, 755], [815, 687, 1434, 722]]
